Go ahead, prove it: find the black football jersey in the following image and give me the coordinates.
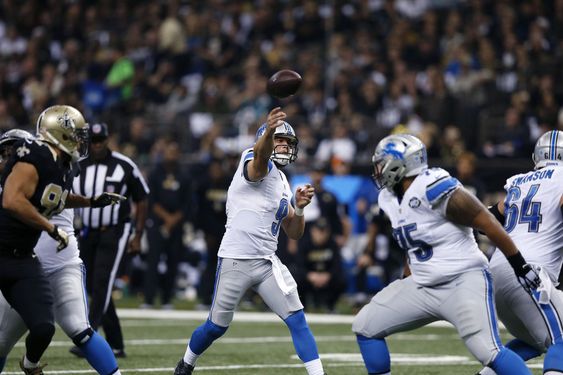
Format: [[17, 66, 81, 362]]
[[0, 139, 74, 252]]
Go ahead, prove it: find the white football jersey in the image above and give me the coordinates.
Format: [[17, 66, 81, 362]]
[[218, 149, 293, 258], [35, 208, 81, 274], [490, 166, 563, 280], [378, 168, 488, 286]]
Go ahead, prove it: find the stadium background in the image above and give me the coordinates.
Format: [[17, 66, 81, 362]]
[[0, 1, 562, 372]]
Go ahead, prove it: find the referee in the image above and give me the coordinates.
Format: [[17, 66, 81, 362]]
[[71, 123, 149, 358]]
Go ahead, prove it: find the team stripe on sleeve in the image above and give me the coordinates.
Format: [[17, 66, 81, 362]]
[[243, 151, 273, 172], [426, 176, 460, 206], [244, 151, 254, 162]]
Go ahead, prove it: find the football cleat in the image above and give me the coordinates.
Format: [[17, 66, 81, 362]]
[[19, 357, 47, 375], [174, 359, 194, 375]]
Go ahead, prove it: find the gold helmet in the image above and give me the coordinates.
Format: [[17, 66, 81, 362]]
[[36, 105, 89, 161]]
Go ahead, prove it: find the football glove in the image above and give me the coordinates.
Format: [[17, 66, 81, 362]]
[[49, 225, 69, 251], [90, 192, 126, 208], [507, 252, 541, 293]]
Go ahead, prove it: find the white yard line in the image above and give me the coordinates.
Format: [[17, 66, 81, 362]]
[[14, 333, 460, 348], [1, 358, 543, 374], [115, 308, 507, 330]]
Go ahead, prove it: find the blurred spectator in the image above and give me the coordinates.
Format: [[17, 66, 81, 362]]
[[296, 218, 346, 312], [315, 120, 356, 171], [355, 202, 404, 305], [482, 106, 529, 158], [301, 162, 349, 249], [142, 140, 191, 310], [193, 158, 230, 308], [454, 151, 486, 200]]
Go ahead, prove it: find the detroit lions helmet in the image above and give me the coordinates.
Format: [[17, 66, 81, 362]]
[[372, 134, 428, 190], [255, 121, 298, 166], [36, 105, 89, 162], [532, 130, 563, 170]]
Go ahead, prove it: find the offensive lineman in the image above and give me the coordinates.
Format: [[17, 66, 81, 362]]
[[477, 130, 563, 375], [174, 108, 326, 375], [0, 105, 87, 374], [352, 133, 539, 375], [0, 128, 125, 375]]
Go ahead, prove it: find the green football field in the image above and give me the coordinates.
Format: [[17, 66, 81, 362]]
[[2, 310, 544, 374]]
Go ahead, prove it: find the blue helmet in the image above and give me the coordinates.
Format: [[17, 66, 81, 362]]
[[255, 121, 298, 166], [372, 134, 428, 190]]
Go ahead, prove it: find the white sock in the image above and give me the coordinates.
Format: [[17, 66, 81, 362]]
[[23, 355, 38, 368], [544, 371, 563, 375], [304, 358, 324, 375], [183, 346, 199, 366], [478, 367, 497, 375], [112, 370, 122, 375]]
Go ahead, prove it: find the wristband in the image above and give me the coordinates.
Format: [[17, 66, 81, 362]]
[[294, 207, 304, 216], [506, 252, 527, 276]]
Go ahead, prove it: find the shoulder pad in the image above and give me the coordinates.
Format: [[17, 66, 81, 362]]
[[424, 168, 460, 206]]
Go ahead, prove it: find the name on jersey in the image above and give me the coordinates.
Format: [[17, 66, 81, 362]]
[[511, 169, 554, 187]]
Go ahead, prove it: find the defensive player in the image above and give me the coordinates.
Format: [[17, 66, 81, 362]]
[[174, 108, 326, 375], [0, 128, 124, 374], [0, 105, 87, 374], [352, 134, 539, 375], [477, 130, 563, 375]]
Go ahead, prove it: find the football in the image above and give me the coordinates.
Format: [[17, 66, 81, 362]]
[[266, 69, 303, 99]]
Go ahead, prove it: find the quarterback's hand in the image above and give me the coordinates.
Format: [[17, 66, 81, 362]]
[[91, 193, 127, 208], [295, 184, 314, 209], [507, 252, 541, 293], [49, 225, 69, 251]]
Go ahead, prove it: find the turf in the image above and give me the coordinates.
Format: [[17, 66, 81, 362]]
[[2, 317, 544, 374]]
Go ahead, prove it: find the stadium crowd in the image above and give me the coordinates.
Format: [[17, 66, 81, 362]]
[[1, 0, 563, 310]]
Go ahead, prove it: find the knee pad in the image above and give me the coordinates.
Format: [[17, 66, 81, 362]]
[[72, 327, 94, 347], [30, 322, 55, 341], [203, 319, 228, 340]]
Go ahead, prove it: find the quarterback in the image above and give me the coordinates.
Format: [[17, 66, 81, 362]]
[[174, 107, 326, 375], [352, 133, 538, 375]]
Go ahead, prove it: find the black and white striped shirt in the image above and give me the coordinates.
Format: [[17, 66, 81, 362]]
[[73, 151, 149, 228]]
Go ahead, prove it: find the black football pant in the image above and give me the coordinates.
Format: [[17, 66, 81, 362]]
[[0, 254, 55, 362], [198, 233, 221, 306], [79, 223, 131, 351], [144, 225, 182, 306]]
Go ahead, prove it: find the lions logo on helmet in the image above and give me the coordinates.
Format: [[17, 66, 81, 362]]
[[372, 134, 428, 190], [36, 105, 89, 162], [255, 121, 299, 166], [533, 130, 563, 170]]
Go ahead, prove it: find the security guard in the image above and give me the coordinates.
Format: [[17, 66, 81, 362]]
[[71, 122, 149, 358]]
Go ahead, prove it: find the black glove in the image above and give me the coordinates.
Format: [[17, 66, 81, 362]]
[[507, 252, 541, 293], [48, 225, 69, 251], [90, 192, 126, 208]]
